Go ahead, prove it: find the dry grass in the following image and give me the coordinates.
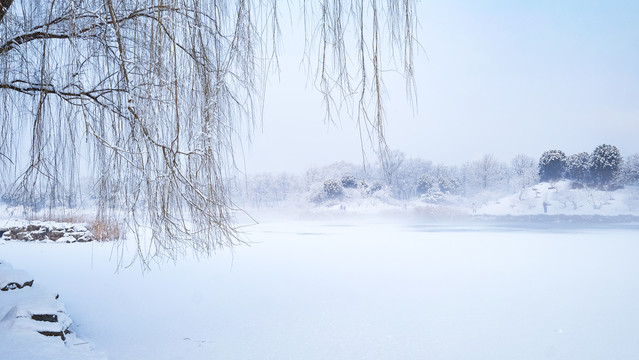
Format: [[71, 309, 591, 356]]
[[89, 219, 121, 242]]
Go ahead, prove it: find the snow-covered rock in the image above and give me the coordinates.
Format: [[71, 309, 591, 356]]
[[0, 260, 34, 291], [0, 260, 105, 359], [0, 220, 95, 243]]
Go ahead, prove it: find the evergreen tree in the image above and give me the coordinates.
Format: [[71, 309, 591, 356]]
[[565, 152, 591, 183], [591, 144, 622, 185], [538, 150, 566, 182]]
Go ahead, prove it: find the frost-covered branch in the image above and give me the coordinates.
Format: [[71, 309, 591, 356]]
[[0, 0, 418, 264]]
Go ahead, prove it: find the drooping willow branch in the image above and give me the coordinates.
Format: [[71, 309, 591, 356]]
[[0, 0, 418, 264], [0, 5, 179, 55]]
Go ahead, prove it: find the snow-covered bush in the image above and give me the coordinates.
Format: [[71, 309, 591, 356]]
[[420, 189, 445, 203], [416, 175, 436, 195], [341, 175, 358, 189], [367, 182, 383, 195], [621, 153, 639, 185], [307, 183, 326, 204], [565, 152, 591, 183], [438, 176, 463, 195], [324, 179, 344, 198], [591, 144, 622, 186], [538, 150, 566, 182]]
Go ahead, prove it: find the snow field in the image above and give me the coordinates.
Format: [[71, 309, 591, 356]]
[[1, 220, 639, 359]]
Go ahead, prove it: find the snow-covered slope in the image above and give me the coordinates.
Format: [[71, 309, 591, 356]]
[[287, 181, 639, 222], [477, 181, 639, 216]]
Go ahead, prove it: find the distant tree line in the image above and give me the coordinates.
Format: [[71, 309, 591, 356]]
[[229, 144, 639, 208]]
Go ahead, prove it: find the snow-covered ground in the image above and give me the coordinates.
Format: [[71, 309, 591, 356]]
[[477, 181, 639, 216], [288, 181, 639, 221], [1, 218, 639, 359]]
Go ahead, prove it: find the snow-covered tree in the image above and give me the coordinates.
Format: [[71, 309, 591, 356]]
[[510, 154, 538, 189], [324, 179, 344, 199], [590, 144, 622, 186], [341, 175, 358, 189], [240, 172, 298, 207], [247, 174, 276, 208], [474, 154, 501, 189], [0, 1, 418, 261], [416, 175, 436, 195], [384, 156, 433, 200], [379, 150, 405, 187], [538, 150, 566, 182], [313, 162, 365, 186], [437, 175, 463, 195], [565, 152, 591, 183], [621, 153, 639, 185]]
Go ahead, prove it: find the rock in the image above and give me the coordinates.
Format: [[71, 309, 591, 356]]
[[49, 229, 66, 241], [77, 235, 93, 243], [59, 235, 77, 243], [1, 221, 95, 243], [31, 228, 49, 240], [26, 224, 41, 232], [0, 263, 35, 291], [1, 279, 34, 291], [15, 231, 32, 241]]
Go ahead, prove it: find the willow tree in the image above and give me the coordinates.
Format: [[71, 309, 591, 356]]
[[0, 1, 417, 261]]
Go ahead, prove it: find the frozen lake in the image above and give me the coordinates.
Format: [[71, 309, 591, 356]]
[[2, 220, 639, 359]]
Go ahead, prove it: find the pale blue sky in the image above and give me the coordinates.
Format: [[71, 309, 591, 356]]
[[243, 0, 639, 173]]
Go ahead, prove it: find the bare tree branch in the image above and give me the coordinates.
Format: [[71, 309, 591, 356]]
[[0, 0, 418, 265]]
